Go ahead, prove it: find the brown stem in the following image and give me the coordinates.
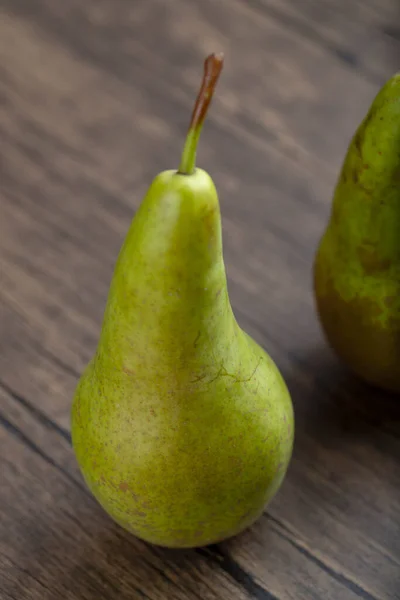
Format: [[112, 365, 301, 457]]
[[178, 53, 224, 175], [189, 53, 224, 132]]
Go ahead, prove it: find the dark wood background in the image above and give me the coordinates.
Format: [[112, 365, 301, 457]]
[[1, 1, 400, 598]]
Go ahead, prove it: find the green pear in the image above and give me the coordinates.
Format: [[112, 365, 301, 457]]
[[314, 72, 400, 393], [71, 53, 294, 548]]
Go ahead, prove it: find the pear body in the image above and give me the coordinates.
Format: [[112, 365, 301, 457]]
[[314, 73, 400, 392], [71, 169, 294, 548]]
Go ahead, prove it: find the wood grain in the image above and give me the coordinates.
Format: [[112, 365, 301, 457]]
[[1, 1, 400, 599]]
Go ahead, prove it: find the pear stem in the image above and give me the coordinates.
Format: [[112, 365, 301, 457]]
[[178, 53, 224, 175]]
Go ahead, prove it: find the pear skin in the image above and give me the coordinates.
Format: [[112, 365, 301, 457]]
[[314, 73, 400, 392], [71, 54, 294, 548]]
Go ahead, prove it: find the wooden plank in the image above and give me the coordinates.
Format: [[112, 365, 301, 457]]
[[247, 0, 400, 85], [3, 0, 397, 188], [0, 1, 399, 599]]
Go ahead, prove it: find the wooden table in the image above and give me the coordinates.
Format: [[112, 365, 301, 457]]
[[1, 1, 400, 599]]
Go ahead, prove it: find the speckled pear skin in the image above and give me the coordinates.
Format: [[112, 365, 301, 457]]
[[314, 73, 400, 393], [71, 169, 294, 548]]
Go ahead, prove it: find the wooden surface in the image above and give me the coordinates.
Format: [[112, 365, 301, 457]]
[[1, 1, 400, 598]]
